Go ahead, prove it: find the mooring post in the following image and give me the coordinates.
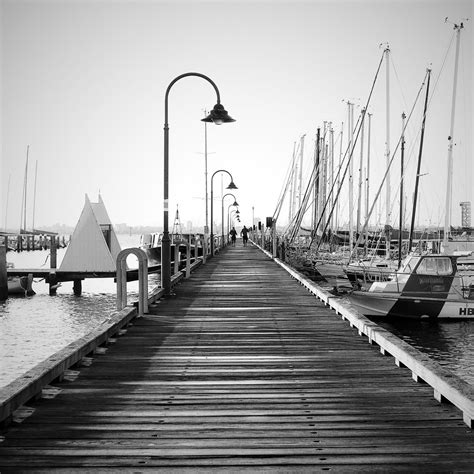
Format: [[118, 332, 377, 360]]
[[73, 279, 82, 296], [0, 245, 8, 301], [49, 235, 58, 296]]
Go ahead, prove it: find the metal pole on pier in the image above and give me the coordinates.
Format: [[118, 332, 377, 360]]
[[162, 73, 235, 295], [210, 169, 237, 256]]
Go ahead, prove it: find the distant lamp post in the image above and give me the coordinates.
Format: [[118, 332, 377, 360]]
[[210, 169, 237, 255], [162, 72, 235, 296], [222, 194, 238, 243], [228, 206, 240, 238]]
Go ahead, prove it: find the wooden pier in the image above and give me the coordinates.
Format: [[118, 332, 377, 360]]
[[1, 244, 474, 471]]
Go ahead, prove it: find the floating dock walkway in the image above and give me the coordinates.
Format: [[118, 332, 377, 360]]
[[1, 244, 474, 471]]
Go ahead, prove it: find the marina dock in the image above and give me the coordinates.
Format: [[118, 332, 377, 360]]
[[1, 243, 474, 470]]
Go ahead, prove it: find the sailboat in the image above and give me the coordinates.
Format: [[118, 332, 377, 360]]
[[347, 21, 472, 319]]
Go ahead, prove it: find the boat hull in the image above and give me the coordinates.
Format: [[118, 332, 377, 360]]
[[8, 275, 35, 297], [347, 291, 474, 319]]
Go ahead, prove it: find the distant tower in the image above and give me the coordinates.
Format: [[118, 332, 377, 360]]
[[172, 205, 183, 242], [460, 201, 471, 228]]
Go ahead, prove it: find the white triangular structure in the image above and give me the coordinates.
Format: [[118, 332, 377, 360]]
[[59, 194, 122, 272]]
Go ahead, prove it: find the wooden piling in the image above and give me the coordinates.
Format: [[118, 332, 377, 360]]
[[50, 236, 57, 269], [49, 236, 58, 296], [0, 245, 8, 301], [73, 279, 82, 296]]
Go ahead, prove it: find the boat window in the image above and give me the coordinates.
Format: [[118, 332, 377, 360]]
[[416, 257, 453, 275]]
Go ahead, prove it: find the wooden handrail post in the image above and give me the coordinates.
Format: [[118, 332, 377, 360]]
[[185, 242, 191, 278], [49, 235, 58, 296], [202, 237, 207, 264], [174, 244, 180, 275]]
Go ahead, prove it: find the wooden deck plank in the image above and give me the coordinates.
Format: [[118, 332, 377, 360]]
[[1, 244, 474, 470]]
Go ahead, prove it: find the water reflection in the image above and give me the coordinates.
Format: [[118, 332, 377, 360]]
[[375, 318, 474, 386], [0, 235, 157, 387]]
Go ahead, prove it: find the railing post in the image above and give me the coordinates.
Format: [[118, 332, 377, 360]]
[[272, 219, 277, 258], [116, 248, 148, 317], [202, 237, 207, 264], [174, 244, 180, 275], [185, 242, 191, 278]]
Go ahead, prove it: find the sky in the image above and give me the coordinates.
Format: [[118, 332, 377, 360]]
[[0, 0, 472, 234]]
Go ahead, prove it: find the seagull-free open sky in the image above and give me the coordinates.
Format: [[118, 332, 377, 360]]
[[1, 0, 472, 233]]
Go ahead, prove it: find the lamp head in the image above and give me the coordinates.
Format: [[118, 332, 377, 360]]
[[226, 180, 238, 190], [201, 103, 235, 125], [232, 200, 239, 206]]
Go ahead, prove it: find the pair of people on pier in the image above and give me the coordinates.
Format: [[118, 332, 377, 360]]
[[229, 225, 249, 246]]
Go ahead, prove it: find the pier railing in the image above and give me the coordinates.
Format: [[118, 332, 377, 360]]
[[0, 243, 205, 427], [254, 242, 474, 429]]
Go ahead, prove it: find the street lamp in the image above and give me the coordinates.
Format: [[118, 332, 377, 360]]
[[210, 169, 237, 255], [228, 206, 240, 239], [222, 194, 238, 243], [162, 72, 235, 296]]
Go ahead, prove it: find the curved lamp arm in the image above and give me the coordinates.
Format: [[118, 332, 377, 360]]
[[211, 169, 235, 185], [222, 193, 238, 205], [165, 73, 221, 125]]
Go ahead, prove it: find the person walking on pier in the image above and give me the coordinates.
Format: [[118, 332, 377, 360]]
[[229, 227, 237, 246], [241, 225, 249, 246]]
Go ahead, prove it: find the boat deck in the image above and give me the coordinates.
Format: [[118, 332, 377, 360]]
[[1, 244, 474, 471]]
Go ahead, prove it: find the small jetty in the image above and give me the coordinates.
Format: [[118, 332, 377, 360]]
[[1, 243, 473, 471]]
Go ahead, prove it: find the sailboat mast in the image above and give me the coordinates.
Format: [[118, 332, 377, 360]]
[[385, 46, 391, 225], [288, 142, 296, 222], [298, 135, 305, 210], [409, 68, 432, 252], [398, 112, 406, 268], [20, 145, 30, 232], [335, 124, 343, 232], [384, 46, 391, 257], [328, 124, 334, 232], [313, 128, 321, 232], [32, 160, 38, 232], [444, 22, 464, 244], [348, 101, 354, 252], [4, 175, 11, 233], [364, 112, 372, 253], [356, 108, 366, 237]]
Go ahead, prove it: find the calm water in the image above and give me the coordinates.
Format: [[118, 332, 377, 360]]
[[375, 318, 474, 386], [0, 235, 159, 388]]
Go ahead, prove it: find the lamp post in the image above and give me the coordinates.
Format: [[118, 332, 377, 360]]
[[222, 193, 238, 245], [162, 73, 234, 295], [210, 169, 237, 255], [228, 207, 240, 239]]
